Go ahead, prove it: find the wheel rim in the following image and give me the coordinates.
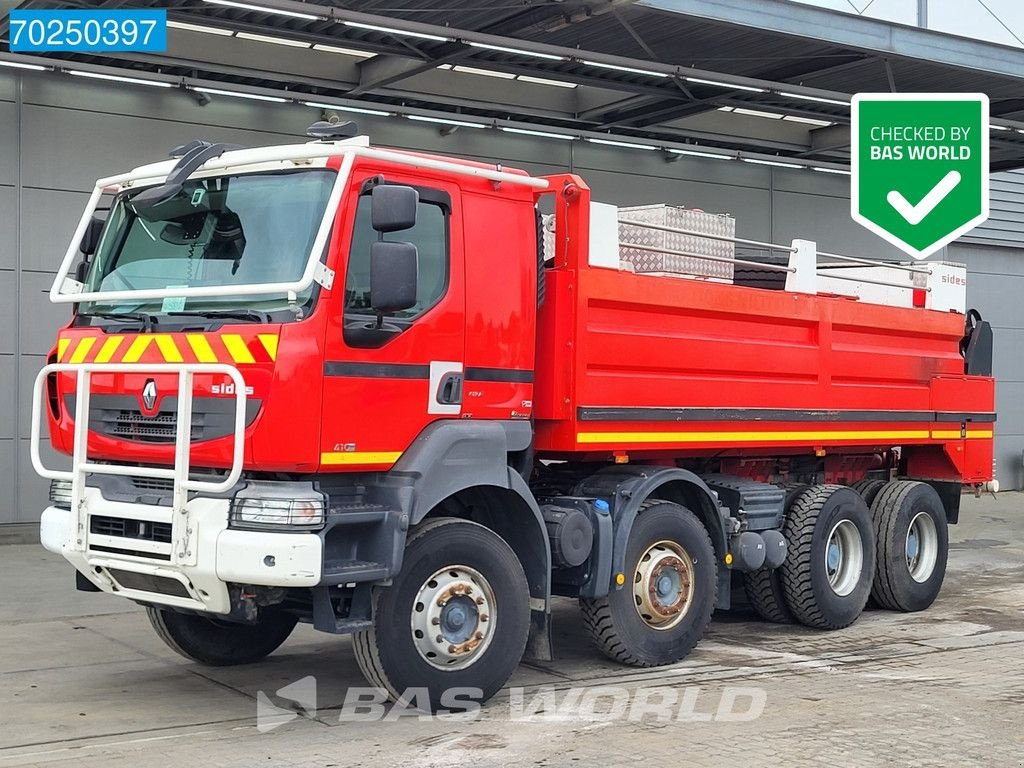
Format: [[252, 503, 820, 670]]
[[633, 540, 695, 630], [410, 565, 496, 670], [824, 519, 864, 597], [906, 511, 939, 583]]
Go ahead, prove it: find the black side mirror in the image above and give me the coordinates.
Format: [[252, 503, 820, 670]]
[[371, 185, 418, 233], [79, 215, 106, 256], [370, 241, 418, 313]]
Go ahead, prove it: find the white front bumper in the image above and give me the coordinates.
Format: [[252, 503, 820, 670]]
[[41, 488, 322, 615]]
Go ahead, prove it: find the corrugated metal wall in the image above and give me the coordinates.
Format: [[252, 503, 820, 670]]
[[967, 170, 1024, 247], [1, 68, 1021, 525]]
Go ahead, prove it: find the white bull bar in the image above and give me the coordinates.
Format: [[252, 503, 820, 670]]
[[30, 362, 247, 563]]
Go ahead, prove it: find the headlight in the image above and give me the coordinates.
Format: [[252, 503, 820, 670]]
[[230, 482, 325, 529], [49, 479, 72, 509]]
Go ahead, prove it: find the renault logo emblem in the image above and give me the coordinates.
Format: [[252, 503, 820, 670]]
[[142, 379, 158, 411]]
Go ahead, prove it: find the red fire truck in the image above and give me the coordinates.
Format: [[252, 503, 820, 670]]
[[33, 125, 995, 709]]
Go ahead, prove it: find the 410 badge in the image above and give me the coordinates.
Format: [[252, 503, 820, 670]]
[[851, 93, 989, 260]]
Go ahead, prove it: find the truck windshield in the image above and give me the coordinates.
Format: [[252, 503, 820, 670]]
[[79, 169, 335, 317]]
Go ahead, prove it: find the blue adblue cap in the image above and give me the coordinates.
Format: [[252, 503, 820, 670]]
[[593, 499, 610, 513]]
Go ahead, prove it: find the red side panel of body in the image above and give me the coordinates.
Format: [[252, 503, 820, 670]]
[[532, 176, 995, 482]]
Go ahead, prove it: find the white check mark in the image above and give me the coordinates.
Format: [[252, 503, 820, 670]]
[[886, 170, 962, 225]]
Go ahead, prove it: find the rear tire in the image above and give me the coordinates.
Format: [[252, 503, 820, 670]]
[[743, 483, 808, 624], [850, 478, 887, 508], [147, 606, 297, 666], [580, 501, 717, 667], [780, 485, 874, 630], [352, 518, 530, 711], [870, 481, 949, 612]]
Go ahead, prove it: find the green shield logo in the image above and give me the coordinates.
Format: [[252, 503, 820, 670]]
[[851, 93, 989, 259]]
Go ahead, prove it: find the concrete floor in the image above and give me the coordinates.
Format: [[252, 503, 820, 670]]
[[2, 494, 1022, 767]]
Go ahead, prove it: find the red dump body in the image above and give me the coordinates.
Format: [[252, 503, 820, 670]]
[[532, 175, 994, 484]]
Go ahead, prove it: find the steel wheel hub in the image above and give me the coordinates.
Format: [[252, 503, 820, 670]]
[[633, 540, 695, 630], [410, 565, 495, 670], [824, 519, 864, 597], [906, 511, 939, 583]]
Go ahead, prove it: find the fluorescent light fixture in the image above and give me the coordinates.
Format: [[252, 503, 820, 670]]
[[194, 86, 287, 103], [236, 32, 310, 48], [302, 100, 390, 116], [990, 124, 1010, 131], [732, 107, 783, 120], [450, 65, 514, 79], [167, 20, 233, 36], [685, 76, 766, 93], [408, 114, 487, 128], [0, 60, 47, 72], [343, 21, 450, 42], [667, 148, 732, 160], [580, 59, 668, 78], [812, 166, 850, 175], [70, 70, 172, 88], [203, 0, 322, 20], [587, 137, 658, 150], [517, 74, 576, 88], [467, 41, 564, 61], [742, 157, 803, 169], [312, 44, 373, 57], [777, 90, 849, 106], [782, 115, 833, 127], [500, 127, 576, 140]]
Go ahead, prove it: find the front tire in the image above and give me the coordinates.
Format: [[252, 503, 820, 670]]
[[580, 501, 717, 667], [870, 481, 949, 612], [780, 485, 875, 630], [352, 518, 530, 711], [147, 606, 297, 666]]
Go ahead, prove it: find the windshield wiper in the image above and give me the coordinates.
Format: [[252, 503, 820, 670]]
[[166, 309, 273, 324], [78, 311, 158, 331]]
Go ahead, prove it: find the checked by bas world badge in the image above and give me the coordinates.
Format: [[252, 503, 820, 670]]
[[851, 93, 989, 260]]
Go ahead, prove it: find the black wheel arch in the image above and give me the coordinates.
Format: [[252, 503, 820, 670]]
[[422, 476, 553, 661], [575, 466, 730, 608]]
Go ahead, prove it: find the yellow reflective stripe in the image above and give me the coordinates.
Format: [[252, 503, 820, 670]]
[[122, 335, 153, 363], [94, 335, 124, 364], [222, 334, 254, 364], [321, 451, 402, 466], [186, 334, 218, 363], [68, 337, 96, 364], [577, 430, 931, 445], [57, 338, 71, 362], [258, 334, 279, 361], [154, 335, 183, 363], [930, 429, 994, 440]]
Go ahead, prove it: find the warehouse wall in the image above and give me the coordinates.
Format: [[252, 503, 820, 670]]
[[1, 68, 1021, 526]]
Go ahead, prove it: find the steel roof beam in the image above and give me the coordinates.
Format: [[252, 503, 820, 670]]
[[165, 0, 855, 104], [637, 0, 1024, 81]]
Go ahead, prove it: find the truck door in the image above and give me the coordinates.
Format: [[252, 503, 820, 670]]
[[320, 176, 464, 471]]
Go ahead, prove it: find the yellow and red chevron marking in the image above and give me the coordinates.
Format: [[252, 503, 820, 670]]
[[56, 332, 279, 365]]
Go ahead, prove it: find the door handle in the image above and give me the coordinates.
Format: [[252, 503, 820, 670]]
[[436, 372, 463, 405]]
